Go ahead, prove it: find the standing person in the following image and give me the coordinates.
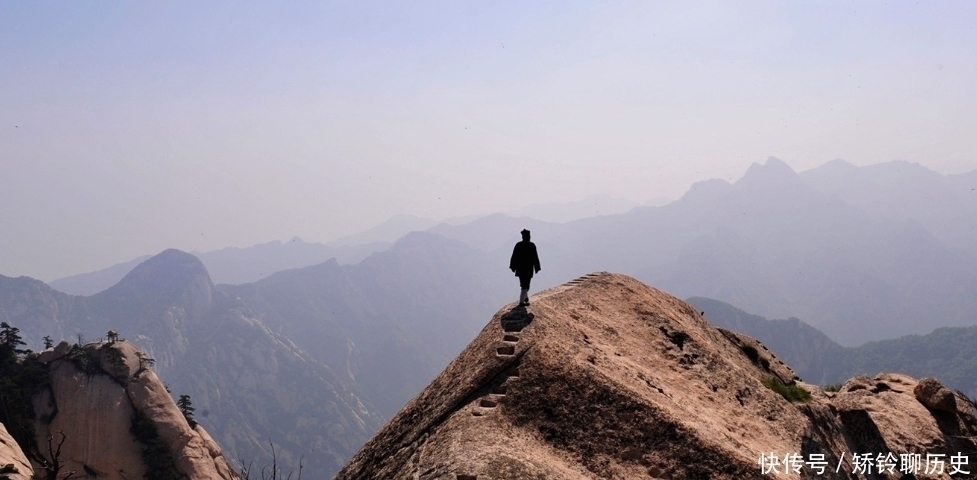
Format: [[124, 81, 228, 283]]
[[509, 229, 541, 306]]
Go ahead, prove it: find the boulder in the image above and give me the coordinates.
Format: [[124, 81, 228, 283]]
[[37, 340, 72, 364], [95, 340, 143, 384], [914, 377, 959, 413]]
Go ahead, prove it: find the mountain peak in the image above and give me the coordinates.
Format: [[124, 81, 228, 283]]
[[117, 249, 211, 288], [97, 249, 214, 314], [738, 156, 800, 185], [338, 273, 977, 479]]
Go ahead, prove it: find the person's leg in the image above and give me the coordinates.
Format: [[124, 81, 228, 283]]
[[519, 274, 532, 305]]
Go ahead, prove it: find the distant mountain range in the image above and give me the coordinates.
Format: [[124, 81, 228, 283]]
[[51, 159, 977, 346], [49, 194, 640, 295], [1, 233, 515, 477], [217, 232, 512, 418], [504, 193, 642, 223], [427, 158, 977, 345], [50, 237, 391, 295], [0, 251, 382, 476], [4, 158, 977, 475], [689, 296, 977, 397]]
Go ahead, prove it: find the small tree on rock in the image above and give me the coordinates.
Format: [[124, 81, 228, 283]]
[[177, 394, 196, 428]]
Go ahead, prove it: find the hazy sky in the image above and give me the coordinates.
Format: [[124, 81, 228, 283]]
[[2, 1, 976, 281]]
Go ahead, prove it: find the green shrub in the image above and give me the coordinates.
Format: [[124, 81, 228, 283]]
[[823, 383, 843, 392], [762, 377, 812, 403]]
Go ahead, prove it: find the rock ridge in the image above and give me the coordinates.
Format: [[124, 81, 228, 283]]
[[337, 273, 977, 479]]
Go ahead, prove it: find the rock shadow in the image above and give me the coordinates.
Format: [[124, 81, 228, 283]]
[[929, 408, 977, 464], [838, 409, 893, 480], [501, 307, 535, 333]]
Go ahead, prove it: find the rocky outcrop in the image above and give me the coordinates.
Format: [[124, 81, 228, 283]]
[[0, 422, 33, 480], [1, 249, 384, 477], [337, 273, 977, 479], [127, 369, 238, 479], [915, 377, 960, 413], [32, 340, 238, 480]]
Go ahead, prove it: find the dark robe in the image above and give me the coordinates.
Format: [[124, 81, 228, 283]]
[[509, 240, 541, 279]]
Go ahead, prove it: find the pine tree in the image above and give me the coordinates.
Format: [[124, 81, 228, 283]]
[[177, 394, 196, 427], [0, 322, 26, 365]]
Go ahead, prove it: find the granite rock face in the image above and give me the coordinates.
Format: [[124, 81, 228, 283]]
[[31, 340, 238, 480], [337, 273, 977, 479], [0, 422, 33, 480]]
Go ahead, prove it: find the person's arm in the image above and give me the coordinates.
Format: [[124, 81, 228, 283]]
[[509, 244, 518, 272]]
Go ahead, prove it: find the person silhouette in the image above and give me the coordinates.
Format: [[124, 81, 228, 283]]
[[509, 229, 541, 306]]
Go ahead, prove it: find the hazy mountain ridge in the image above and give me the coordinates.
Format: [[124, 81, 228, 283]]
[[49, 238, 391, 296], [2, 233, 520, 477], [0, 274, 95, 345], [325, 214, 441, 247], [505, 193, 640, 223], [48, 255, 152, 297], [802, 159, 977, 259], [48, 159, 977, 346], [0, 250, 383, 476], [690, 296, 977, 397], [426, 158, 977, 345], [219, 231, 514, 418], [6, 158, 977, 476], [49, 195, 647, 296]]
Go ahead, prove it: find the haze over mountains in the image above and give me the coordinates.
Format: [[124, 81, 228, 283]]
[[1, 235, 516, 476], [4, 158, 977, 476], [691, 296, 977, 398], [44, 157, 977, 346], [50, 238, 389, 296], [0, 251, 383, 475], [217, 232, 512, 418], [49, 194, 643, 296], [431, 159, 977, 345]]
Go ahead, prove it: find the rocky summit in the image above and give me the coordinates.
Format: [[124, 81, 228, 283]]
[[336, 273, 977, 479], [1, 339, 238, 480]]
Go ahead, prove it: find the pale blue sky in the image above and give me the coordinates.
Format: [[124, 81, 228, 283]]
[[2, 1, 976, 280]]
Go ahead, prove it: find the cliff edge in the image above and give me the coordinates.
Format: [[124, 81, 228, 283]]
[[20, 339, 239, 480], [337, 273, 977, 479]]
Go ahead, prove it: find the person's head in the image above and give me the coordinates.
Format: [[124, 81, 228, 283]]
[[521, 229, 531, 240]]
